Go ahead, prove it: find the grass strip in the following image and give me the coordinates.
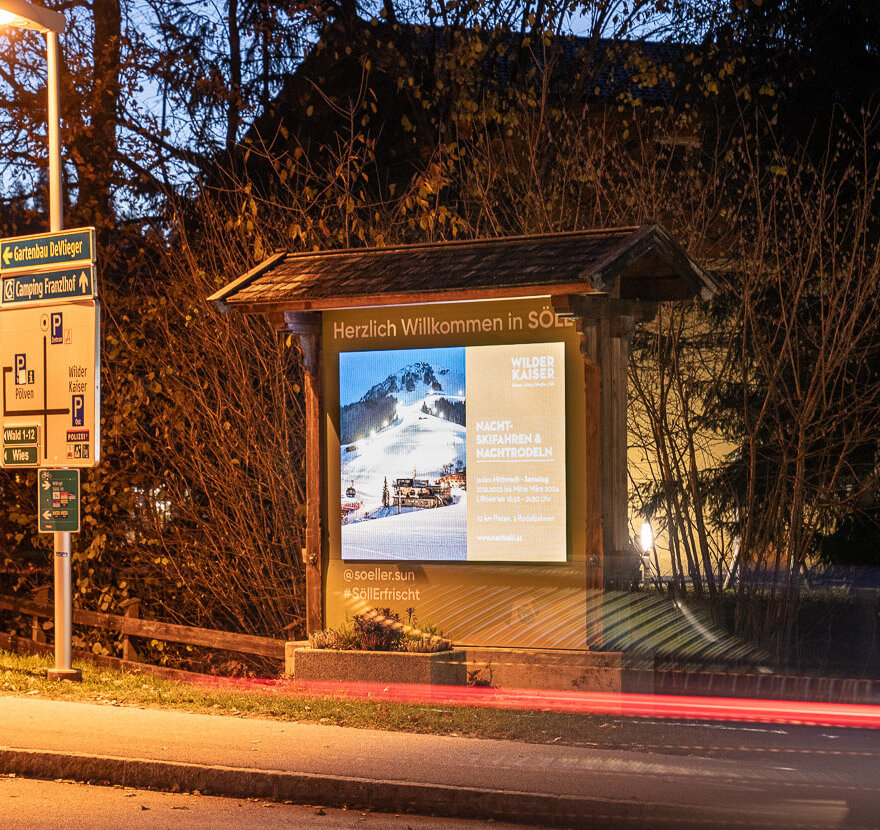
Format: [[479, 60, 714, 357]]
[[1, 649, 624, 747]]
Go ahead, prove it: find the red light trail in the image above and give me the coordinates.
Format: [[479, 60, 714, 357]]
[[193, 676, 880, 729]]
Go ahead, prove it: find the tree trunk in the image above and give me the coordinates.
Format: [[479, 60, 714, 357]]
[[74, 0, 121, 233], [227, 0, 242, 151]]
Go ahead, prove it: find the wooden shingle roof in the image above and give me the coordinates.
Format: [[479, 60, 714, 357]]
[[209, 224, 715, 313]]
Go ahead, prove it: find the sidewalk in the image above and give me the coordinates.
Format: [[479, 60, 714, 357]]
[[0, 695, 869, 828]]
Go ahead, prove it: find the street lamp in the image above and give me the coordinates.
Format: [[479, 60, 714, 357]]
[[0, 0, 66, 232], [1, 1, 78, 682]]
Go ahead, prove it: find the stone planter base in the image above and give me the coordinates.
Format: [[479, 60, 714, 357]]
[[287, 646, 467, 685], [285, 643, 650, 691], [463, 647, 650, 693]]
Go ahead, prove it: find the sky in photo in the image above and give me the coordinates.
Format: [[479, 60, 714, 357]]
[[339, 346, 466, 406]]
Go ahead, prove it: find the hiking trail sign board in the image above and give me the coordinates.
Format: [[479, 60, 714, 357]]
[[38, 468, 80, 533]]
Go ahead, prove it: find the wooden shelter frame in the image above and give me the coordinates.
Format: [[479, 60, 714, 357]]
[[210, 225, 714, 637]]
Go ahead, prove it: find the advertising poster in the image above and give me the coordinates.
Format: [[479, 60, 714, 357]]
[[338, 342, 565, 562], [324, 298, 591, 649], [466, 342, 566, 562]]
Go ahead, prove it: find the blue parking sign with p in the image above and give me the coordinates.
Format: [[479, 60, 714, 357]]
[[13, 353, 33, 385], [51, 312, 63, 344], [72, 394, 84, 427]]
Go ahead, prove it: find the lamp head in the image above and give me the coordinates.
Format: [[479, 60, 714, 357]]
[[0, 1, 65, 34], [640, 520, 654, 554]]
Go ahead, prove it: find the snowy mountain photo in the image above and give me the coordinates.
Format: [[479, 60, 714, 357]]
[[338, 347, 467, 561]]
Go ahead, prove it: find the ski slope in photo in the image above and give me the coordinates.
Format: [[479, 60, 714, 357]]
[[342, 490, 467, 560], [339, 352, 467, 560]]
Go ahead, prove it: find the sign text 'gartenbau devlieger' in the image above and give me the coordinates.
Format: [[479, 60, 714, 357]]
[[10, 237, 84, 264], [0, 228, 95, 273]]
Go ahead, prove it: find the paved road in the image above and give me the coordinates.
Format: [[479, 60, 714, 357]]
[[1, 695, 879, 828], [0, 776, 526, 829]]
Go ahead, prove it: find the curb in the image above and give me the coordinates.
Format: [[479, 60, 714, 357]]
[[0, 747, 704, 828]]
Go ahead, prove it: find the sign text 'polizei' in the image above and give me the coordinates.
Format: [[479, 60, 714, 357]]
[[2, 266, 96, 306], [0, 228, 95, 274]]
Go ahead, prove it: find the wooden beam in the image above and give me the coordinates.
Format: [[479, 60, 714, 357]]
[[564, 293, 644, 591], [297, 333, 324, 636], [284, 311, 321, 336], [553, 294, 658, 324], [264, 311, 322, 334], [207, 251, 286, 306], [223, 282, 601, 316]]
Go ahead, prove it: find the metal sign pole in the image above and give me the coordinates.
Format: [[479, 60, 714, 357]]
[[0, 2, 82, 682], [47, 529, 79, 679], [46, 29, 62, 234], [45, 26, 78, 680]]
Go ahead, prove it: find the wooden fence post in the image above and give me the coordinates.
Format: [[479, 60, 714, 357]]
[[31, 586, 50, 643], [121, 598, 141, 662]]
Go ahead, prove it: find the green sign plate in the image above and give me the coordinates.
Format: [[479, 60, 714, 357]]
[[38, 468, 80, 533], [3, 425, 39, 445], [1, 424, 40, 467], [4, 445, 38, 466], [0, 228, 95, 274], [2, 266, 96, 306]]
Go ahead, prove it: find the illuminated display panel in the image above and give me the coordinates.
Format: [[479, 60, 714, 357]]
[[339, 342, 566, 562]]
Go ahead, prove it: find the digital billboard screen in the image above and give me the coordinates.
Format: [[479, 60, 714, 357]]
[[338, 342, 566, 562]]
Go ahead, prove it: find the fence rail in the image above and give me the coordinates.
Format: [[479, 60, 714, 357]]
[[0, 591, 285, 663]]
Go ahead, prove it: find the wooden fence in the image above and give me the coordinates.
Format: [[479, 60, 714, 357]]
[[0, 589, 285, 679]]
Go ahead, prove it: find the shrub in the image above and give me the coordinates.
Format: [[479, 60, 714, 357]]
[[308, 607, 452, 652], [353, 608, 405, 651]]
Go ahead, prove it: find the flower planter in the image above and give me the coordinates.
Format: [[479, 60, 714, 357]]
[[286, 646, 467, 685]]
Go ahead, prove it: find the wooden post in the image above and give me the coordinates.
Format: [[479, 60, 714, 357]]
[[281, 311, 325, 638], [598, 315, 636, 589], [121, 598, 141, 662], [31, 586, 50, 643], [298, 330, 324, 636], [577, 319, 605, 646], [557, 296, 654, 590], [555, 295, 658, 642]]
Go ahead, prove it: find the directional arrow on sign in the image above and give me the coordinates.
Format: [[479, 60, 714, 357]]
[[42, 510, 52, 520], [78, 271, 89, 292], [2, 248, 11, 267]]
